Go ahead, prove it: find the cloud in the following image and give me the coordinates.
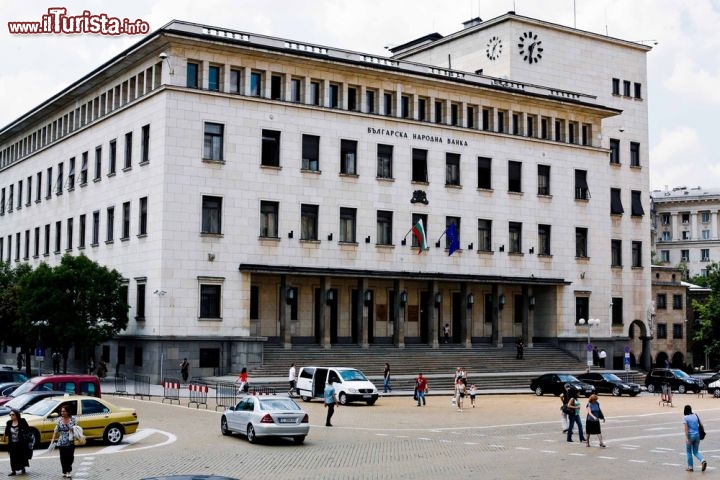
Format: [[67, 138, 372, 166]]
[[650, 126, 719, 190]]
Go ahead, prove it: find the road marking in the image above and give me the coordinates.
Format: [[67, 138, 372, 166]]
[[95, 428, 176, 454], [629, 460, 647, 463]]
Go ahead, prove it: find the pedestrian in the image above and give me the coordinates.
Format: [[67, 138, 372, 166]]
[[3, 409, 31, 476], [683, 404, 707, 472], [516, 338, 524, 360], [383, 362, 392, 393], [87, 357, 94, 375], [460, 367, 468, 386], [16, 352, 23, 371], [455, 378, 465, 412], [50, 404, 76, 478], [237, 367, 249, 394], [179, 358, 190, 383], [584, 394, 606, 447], [52, 351, 62, 374], [468, 384, 477, 407], [592, 347, 599, 367], [566, 390, 586, 443], [324, 380, 339, 426], [443, 324, 450, 343], [288, 363, 297, 396], [560, 384, 571, 433], [415, 372, 428, 406], [96, 359, 108, 378], [598, 349, 607, 368]]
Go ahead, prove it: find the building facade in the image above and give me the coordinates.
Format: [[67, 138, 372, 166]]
[[0, 13, 653, 380]]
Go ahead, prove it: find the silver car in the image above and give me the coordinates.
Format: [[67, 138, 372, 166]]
[[220, 396, 309, 444]]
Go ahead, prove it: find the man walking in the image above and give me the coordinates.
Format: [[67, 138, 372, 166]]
[[179, 358, 190, 383], [415, 372, 428, 406], [288, 363, 297, 396], [383, 363, 392, 393], [324, 380, 339, 426]]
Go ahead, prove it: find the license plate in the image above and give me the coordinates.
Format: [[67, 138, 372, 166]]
[[363, 394, 371, 398], [278, 418, 295, 423]]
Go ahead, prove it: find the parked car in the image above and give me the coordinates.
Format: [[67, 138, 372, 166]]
[[0, 382, 22, 397], [0, 395, 138, 447], [0, 370, 28, 383], [296, 366, 378, 405], [0, 374, 101, 406], [645, 368, 704, 394], [529, 373, 596, 397], [220, 395, 309, 444], [704, 373, 720, 397], [576, 372, 642, 396], [0, 390, 69, 417]]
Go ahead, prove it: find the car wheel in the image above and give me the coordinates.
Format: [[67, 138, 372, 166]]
[[103, 424, 124, 445], [366, 399, 376, 406], [713, 388, 720, 398], [247, 424, 257, 444], [301, 396, 310, 402], [647, 384, 656, 393], [612, 387, 621, 397], [221, 415, 231, 436], [534, 387, 543, 396], [293, 435, 306, 445], [678, 385, 687, 394], [338, 392, 348, 405]]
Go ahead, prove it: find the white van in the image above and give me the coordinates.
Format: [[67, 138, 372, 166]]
[[296, 366, 379, 405]]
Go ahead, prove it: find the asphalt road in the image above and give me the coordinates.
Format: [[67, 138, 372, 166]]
[[1, 391, 718, 479]]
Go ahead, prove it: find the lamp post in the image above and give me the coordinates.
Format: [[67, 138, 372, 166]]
[[578, 318, 600, 368]]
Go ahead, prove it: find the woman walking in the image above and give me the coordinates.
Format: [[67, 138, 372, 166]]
[[566, 390, 586, 443], [584, 394, 606, 447], [3, 409, 30, 476], [50, 405, 77, 478], [683, 405, 707, 472]]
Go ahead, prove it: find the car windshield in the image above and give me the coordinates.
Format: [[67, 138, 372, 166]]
[[23, 398, 60, 417], [259, 398, 301, 411], [558, 374, 579, 382], [672, 370, 690, 379], [339, 369, 368, 382], [601, 373, 622, 382], [9, 380, 39, 397], [3, 394, 34, 409]]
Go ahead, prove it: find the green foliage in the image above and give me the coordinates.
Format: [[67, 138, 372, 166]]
[[693, 262, 720, 361], [687, 274, 710, 288]]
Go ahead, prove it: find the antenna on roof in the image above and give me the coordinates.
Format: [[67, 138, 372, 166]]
[[573, 0, 577, 28]]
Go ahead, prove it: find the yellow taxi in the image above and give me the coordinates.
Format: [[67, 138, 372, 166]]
[[0, 395, 139, 446]]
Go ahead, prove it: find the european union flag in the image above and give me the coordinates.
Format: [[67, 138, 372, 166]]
[[447, 223, 459, 256]]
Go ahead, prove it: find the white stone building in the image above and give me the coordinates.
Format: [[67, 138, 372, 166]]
[[0, 12, 653, 379]]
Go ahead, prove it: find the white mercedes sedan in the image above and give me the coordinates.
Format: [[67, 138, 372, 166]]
[[220, 395, 309, 444]]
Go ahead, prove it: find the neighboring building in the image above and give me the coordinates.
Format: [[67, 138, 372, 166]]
[[651, 186, 720, 278], [647, 266, 688, 368], [0, 12, 653, 380]]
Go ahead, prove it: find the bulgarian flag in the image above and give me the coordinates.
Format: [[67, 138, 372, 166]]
[[411, 219, 429, 254]]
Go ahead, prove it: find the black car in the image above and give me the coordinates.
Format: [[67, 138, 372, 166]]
[[0, 390, 68, 417], [0, 371, 28, 384], [530, 373, 595, 397], [645, 368, 704, 394], [576, 372, 642, 396]]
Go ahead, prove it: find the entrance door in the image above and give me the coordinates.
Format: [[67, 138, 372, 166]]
[[314, 288, 322, 344], [351, 290, 359, 344], [420, 291, 430, 343], [329, 288, 338, 343], [452, 292, 462, 343]]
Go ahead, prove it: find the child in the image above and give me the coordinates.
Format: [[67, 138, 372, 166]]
[[469, 384, 477, 407]]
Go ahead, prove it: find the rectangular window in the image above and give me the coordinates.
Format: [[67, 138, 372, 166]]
[[17, 180, 23, 208], [122, 201, 131, 239], [208, 65, 220, 91], [611, 239, 622, 267], [467, 106, 475, 128], [611, 188, 624, 215], [260, 201, 279, 238], [568, 122, 576, 144], [672, 324, 683, 339], [609, 138, 620, 164], [141, 124, 150, 163], [661, 231, 671, 241], [340, 139, 357, 175], [540, 117, 548, 139], [15, 233, 20, 261], [250, 72, 262, 96], [478, 157, 492, 189], [310, 81, 320, 105], [631, 241, 642, 267], [377, 144, 393, 179], [657, 324, 667, 339], [445, 217, 460, 250], [681, 249, 689, 262], [478, 219, 492, 252], [139, 197, 148, 235], [701, 248, 710, 261], [67, 158, 75, 189], [80, 152, 88, 184], [411, 214, 428, 249], [376, 210, 393, 245], [78, 214, 86, 248], [445, 153, 460, 186], [537, 165, 550, 195], [23, 230, 29, 259], [526, 116, 534, 137], [54, 221, 61, 253], [498, 111, 505, 133], [302, 135, 320, 171], [203, 123, 224, 161], [509, 222, 522, 253], [611, 298, 623, 325], [482, 108, 490, 131], [106, 207, 114, 242], [186, 62, 199, 88], [623, 80, 631, 96], [451, 104, 459, 126], [656, 293, 667, 309], [300, 204, 318, 240], [576, 227, 588, 257], [434, 101, 443, 124], [339, 207, 356, 243], [581, 124, 590, 146], [290, 78, 301, 102], [66, 218, 73, 250], [634, 82, 642, 99], [124, 132, 132, 169], [673, 294, 683, 310], [554, 120, 562, 142], [508, 161, 522, 193], [230, 68, 242, 94], [661, 213, 670, 225], [328, 83, 339, 108], [701, 211, 711, 223], [384, 93, 393, 116], [261, 130, 281, 167], [660, 250, 670, 262], [33, 227, 40, 257], [26, 176, 32, 205], [631, 190, 645, 216], [630, 142, 640, 167], [366, 89, 376, 113], [1, 188, 4, 215], [109, 140, 117, 174], [412, 149, 428, 183], [56, 162, 64, 195], [270, 74, 282, 100], [348, 87, 358, 111], [44, 224, 50, 255], [512, 113, 519, 135], [92, 211, 100, 245], [538, 224, 551, 255], [202, 196, 222, 234], [401, 95, 410, 118], [575, 297, 589, 324], [136, 282, 146, 320], [612, 78, 620, 95], [36, 171, 42, 202], [200, 284, 222, 319]]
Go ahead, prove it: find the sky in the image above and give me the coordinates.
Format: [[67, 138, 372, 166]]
[[1, 0, 719, 191]]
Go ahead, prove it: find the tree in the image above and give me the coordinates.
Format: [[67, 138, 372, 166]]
[[692, 262, 720, 368], [16, 254, 129, 374], [0, 261, 34, 375]]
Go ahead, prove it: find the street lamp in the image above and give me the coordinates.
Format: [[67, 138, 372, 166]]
[[578, 318, 600, 368]]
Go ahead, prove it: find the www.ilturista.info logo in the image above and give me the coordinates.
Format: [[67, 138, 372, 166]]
[[8, 8, 150, 35]]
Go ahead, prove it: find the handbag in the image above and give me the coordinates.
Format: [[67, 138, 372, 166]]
[[72, 425, 86, 446], [697, 414, 706, 440]]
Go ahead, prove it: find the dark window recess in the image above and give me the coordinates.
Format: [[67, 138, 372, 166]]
[[631, 191, 645, 216], [575, 170, 589, 199], [477, 157, 491, 189], [412, 149, 428, 182], [610, 188, 624, 214], [261, 130, 281, 167], [609, 139, 620, 164], [508, 161, 521, 192]]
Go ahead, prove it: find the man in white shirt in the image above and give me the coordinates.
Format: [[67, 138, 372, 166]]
[[288, 363, 297, 396]]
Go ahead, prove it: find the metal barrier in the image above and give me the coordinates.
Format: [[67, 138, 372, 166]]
[[162, 377, 181, 404], [133, 374, 151, 400], [659, 383, 673, 407], [188, 381, 209, 409], [250, 386, 277, 396], [215, 381, 238, 411], [113, 374, 128, 396]]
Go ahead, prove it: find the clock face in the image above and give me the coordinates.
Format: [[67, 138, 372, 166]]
[[485, 36, 503, 61], [517, 31, 543, 64]]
